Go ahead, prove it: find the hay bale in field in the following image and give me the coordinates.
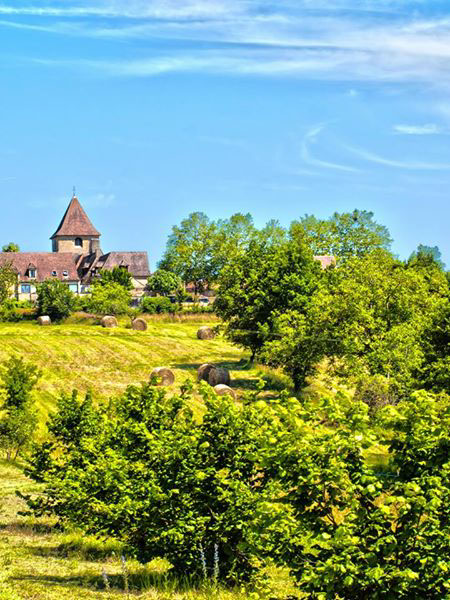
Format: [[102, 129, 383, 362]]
[[37, 316, 51, 326], [101, 315, 118, 328], [213, 384, 236, 400], [208, 367, 231, 387], [197, 326, 215, 340], [197, 363, 216, 383], [132, 318, 148, 331], [150, 367, 175, 386]]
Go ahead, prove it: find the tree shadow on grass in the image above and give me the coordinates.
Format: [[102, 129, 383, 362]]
[[13, 569, 215, 595], [0, 520, 58, 535], [175, 358, 252, 372]]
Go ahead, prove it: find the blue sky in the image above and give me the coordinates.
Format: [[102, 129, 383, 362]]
[[0, 0, 449, 268]]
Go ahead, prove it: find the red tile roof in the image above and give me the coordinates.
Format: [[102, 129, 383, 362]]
[[314, 255, 336, 269], [51, 197, 100, 239], [0, 253, 80, 282], [96, 252, 150, 278]]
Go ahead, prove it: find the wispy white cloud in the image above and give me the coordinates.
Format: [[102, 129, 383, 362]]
[[3, 1, 450, 85], [346, 145, 450, 170], [393, 123, 443, 135], [301, 124, 359, 173]]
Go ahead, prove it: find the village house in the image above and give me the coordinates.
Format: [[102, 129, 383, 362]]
[[0, 195, 150, 301]]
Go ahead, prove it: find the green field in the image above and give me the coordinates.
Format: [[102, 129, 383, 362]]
[[0, 318, 295, 600], [0, 317, 277, 425]]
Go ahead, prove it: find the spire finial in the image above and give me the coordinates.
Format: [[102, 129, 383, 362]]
[[72, 186, 76, 198]]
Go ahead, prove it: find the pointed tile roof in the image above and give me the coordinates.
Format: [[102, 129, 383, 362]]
[[51, 196, 100, 239]]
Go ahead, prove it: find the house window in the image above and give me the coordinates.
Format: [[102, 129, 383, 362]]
[[75, 238, 82, 247], [68, 283, 78, 293], [21, 284, 31, 294], [28, 269, 36, 278], [63, 270, 68, 277], [52, 270, 57, 276]]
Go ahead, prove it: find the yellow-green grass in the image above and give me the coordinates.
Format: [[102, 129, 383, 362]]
[[0, 319, 279, 427]]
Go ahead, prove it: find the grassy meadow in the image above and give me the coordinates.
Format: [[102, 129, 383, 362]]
[[0, 315, 286, 428], [0, 316, 296, 600]]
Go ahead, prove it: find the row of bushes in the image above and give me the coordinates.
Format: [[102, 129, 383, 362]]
[[0, 282, 214, 322], [21, 380, 450, 598]]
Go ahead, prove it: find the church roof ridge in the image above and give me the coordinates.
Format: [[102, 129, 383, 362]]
[[51, 196, 101, 239]]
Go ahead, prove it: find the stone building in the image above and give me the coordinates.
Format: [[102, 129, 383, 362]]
[[0, 195, 150, 301]]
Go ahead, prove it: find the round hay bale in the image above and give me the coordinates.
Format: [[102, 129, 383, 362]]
[[37, 316, 51, 326], [197, 326, 215, 340], [150, 367, 175, 386], [208, 367, 231, 387], [197, 363, 216, 383], [132, 318, 148, 331], [213, 384, 237, 400], [101, 315, 118, 328]]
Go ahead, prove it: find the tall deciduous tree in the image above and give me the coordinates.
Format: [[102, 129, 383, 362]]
[[159, 212, 218, 295], [263, 249, 448, 391], [215, 228, 321, 360], [295, 209, 392, 258]]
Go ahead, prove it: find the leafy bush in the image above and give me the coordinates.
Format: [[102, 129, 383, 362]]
[[141, 296, 174, 314], [147, 270, 182, 296], [0, 357, 41, 460], [22, 383, 274, 583], [36, 279, 76, 321], [0, 262, 17, 305], [258, 388, 450, 600], [86, 282, 131, 315], [98, 267, 133, 290], [0, 298, 21, 322]]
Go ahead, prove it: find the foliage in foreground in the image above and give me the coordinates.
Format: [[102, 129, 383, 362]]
[[0, 357, 40, 460], [21, 380, 449, 598], [22, 384, 271, 583]]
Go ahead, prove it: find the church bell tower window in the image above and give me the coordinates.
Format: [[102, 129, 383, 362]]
[[75, 238, 82, 247]]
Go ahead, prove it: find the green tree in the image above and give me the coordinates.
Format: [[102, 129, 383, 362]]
[[215, 228, 322, 361], [0, 357, 41, 460], [408, 244, 446, 270], [0, 262, 17, 305], [36, 279, 76, 321], [87, 282, 131, 315], [213, 213, 256, 269], [2, 242, 20, 253], [146, 269, 182, 296], [98, 266, 133, 290], [159, 212, 218, 295], [263, 249, 448, 391], [295, 209, 392, 258]]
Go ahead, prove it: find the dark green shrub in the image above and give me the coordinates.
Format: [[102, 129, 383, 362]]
[[36, 279, 76, 321], [141, 296, 174, 314], [0, 298, 21, 322], [22, 383, 273, 583], [0, 357, 41, 460], [85, 283, 131, 315]]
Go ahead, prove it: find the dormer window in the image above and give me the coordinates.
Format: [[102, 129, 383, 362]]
[[28, 268, 36, 279], [75, 238, 83, 247], [52, 270, 57, 276], [62, 270, 68, 277]]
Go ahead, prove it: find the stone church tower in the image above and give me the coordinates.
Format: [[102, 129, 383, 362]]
[[51, 195, 101, 254]]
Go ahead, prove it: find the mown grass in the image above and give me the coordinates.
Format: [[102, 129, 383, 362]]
[[0, 319, 277, 428]]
